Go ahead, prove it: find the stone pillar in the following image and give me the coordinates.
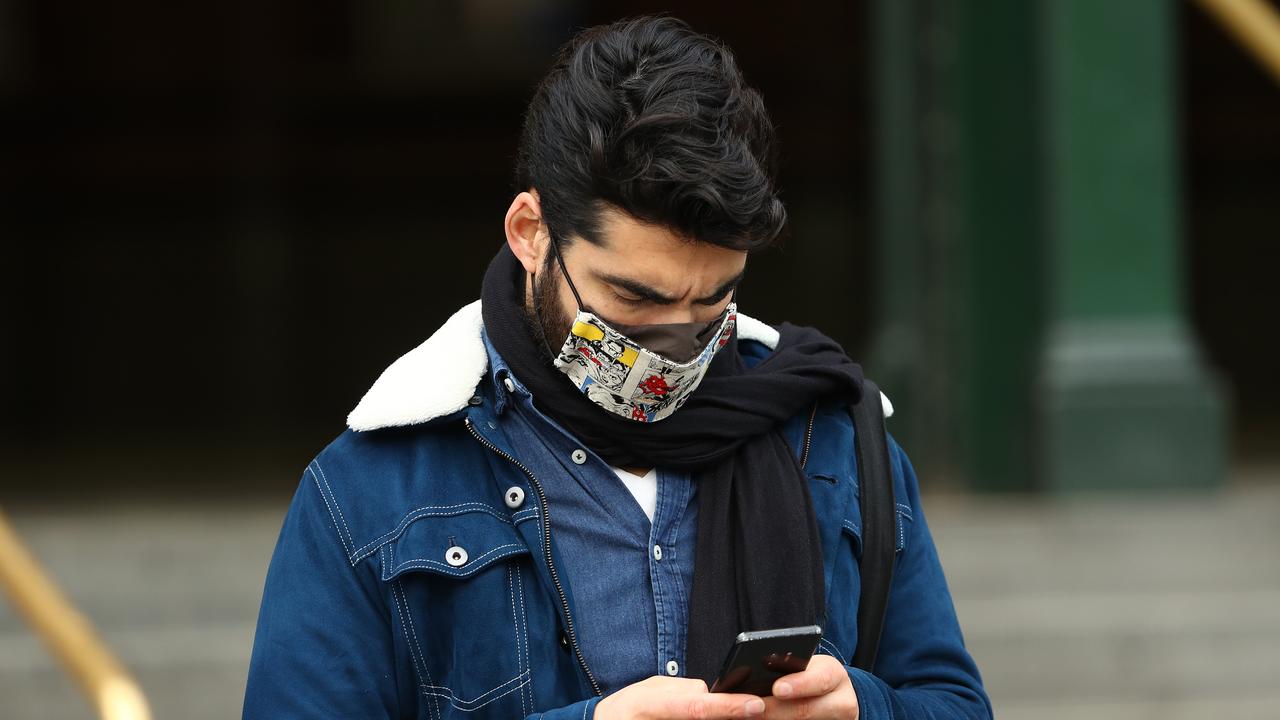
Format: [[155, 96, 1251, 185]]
[[869, 0, 934, 467], [869, 0, 1228, 491], [1037, 0, 1227, 491]]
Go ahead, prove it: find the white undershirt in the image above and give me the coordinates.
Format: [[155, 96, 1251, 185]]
[[610, 466, 659, 523]]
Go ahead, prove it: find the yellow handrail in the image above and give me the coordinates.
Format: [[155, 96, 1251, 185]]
[[1195, 0, 1280, 85], [0, 507, 152, 720]]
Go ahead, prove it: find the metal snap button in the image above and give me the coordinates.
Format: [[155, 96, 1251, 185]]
[[503, 377, 517, 393], [445, 546, 468, 567], [666, 660, 679, 676], [571, 449, 587, 465], [504, 486, 526, 509]]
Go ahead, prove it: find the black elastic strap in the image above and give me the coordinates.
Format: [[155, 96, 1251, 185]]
[[850, 379, 896, 673]]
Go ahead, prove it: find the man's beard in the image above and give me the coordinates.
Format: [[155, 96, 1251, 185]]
[[523, 256, 573, 362]]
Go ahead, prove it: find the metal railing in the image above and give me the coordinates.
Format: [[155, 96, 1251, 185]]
[[1196, 0, 1280, 85], [0, 507, 152, 720]]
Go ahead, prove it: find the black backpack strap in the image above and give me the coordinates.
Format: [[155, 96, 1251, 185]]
[[850, 379, 896, 673]]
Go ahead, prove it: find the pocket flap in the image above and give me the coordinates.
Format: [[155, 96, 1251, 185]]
[[379, 505, 531, 581], [840, 500, 912, 557]]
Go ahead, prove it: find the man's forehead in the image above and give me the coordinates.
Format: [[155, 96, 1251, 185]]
[[583, 210, 745, 263]]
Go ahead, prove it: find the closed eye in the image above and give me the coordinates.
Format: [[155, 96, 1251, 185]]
[[611, 290, 646, 306], [595, 270, 744, 306]]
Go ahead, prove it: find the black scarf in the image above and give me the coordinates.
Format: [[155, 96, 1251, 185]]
[[480, 246, 864, 684]]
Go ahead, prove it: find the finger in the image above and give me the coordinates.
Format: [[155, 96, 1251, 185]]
[[684, 677, 711, 693], [761, 687, 856, 720], [761, 693, 826, 720], [772, 660, 844, 699], [644, 676, 710, 694], [674, 691, 766, 719]]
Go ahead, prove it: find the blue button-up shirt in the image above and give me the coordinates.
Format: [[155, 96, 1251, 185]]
[[483, 331, 698, 695]]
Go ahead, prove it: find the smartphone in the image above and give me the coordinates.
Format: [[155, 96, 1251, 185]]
[[709, 625, 822, 696]]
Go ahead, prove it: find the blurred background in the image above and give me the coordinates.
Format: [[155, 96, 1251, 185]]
[[1, 0, 1277, 718]]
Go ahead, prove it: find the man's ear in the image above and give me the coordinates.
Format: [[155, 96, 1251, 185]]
[[504, 190, 546, 274]]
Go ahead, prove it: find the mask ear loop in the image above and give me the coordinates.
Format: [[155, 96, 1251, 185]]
[[547, 231, 588, 311], [528, 233, 563, 358]]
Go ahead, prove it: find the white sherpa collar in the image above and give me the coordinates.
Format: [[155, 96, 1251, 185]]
[[346, 299, 891, 431]]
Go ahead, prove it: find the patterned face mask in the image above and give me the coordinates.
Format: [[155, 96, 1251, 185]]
[[542, 239, 737, 423]]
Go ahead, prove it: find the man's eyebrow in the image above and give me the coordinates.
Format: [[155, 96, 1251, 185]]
[[695, 270, 745, 305], [594, 270, 744, 305]]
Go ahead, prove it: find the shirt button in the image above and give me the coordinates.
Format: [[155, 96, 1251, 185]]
[[445, 546, 469, 567], [571, 449, 587, 465], [504, 486, 526, 509], [467, 395, 483, 406], [653, 545, 663, 561], [503, 377, 517, 393], [666, 660, 679, 676]]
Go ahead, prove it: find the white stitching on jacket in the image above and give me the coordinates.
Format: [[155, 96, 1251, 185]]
[[387, 543, 527, 579], [309, 464, 354, 559], [349, 502, 516, 564], [419, 671, 531, 711], [392, 579, 441, 720], [515, 563, 533, 716], [312, 462, 356, 556], [507, 564, 528, 717], [818, 636, 848, 665]]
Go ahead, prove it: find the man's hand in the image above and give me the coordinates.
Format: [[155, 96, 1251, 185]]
[[762, 655, 859, 719], [594, 676, 766, 720]]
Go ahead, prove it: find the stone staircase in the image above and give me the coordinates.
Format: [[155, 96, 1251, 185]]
[[2, 477, 1278, 719], [933, 475, 1280, 719]]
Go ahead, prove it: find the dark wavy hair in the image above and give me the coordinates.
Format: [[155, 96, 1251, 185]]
[[514, 15, 786, 252]]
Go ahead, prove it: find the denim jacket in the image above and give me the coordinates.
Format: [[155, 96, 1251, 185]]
[[243, 300, 992, 719]]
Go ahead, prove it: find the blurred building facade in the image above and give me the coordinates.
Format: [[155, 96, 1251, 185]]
[[1, 0, 1276, 498]]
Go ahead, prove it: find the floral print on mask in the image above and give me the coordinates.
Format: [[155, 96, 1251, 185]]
[[552, 304, 737, 423]]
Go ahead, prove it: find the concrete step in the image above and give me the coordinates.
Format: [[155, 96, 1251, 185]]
[[0, 502, 285, 720], [926, 481, 1280, 715], [2, 480, 1278, 718]]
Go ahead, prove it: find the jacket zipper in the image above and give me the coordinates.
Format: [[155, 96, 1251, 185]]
[[800, 403, 818, 469], [464, 417, 603, 697]]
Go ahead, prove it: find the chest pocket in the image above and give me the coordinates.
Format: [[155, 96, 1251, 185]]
[[817, 493, 914, 668], [840, 496, 912, 559], [379, 504, 538, 719]]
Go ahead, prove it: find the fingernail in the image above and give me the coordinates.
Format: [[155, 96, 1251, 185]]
[[775, 682, 792, 698], [745, 698, 766, 715]]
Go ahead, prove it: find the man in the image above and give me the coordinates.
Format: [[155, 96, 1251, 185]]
[[244, 15, 991, 720]]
